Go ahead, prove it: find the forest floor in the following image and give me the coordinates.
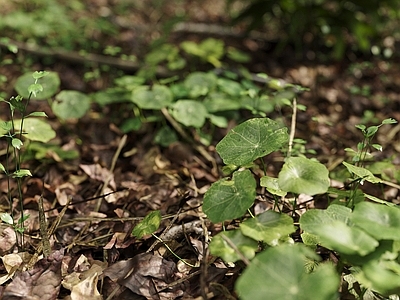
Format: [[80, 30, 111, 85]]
[[0, 1, 399, 299]]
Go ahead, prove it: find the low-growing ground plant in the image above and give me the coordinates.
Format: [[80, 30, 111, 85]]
[[0, 71, 56, 249], [201, 87, 399, 298]]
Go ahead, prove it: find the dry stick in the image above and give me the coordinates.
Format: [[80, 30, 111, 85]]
[[160, 108, 218, 176], [27, 196, 72, 269], [38, 194, 50, 257], [95, 134, 127, 212]]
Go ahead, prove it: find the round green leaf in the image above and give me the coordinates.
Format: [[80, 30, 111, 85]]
[[240, 211, 295, 245], [132, 210, 161, 239], [216, 118, 288, 166], [52, 90, 91, 120], [278, 157, 330, 195], [236, 244, 340, 300], [169, 100, 208, 128], [15, 71, 60, 100], [131, 85, 173, 109], [209, 230, 258, 263], [203, 170, 256, 223], [14, 118, 56, 142], [183, 72, 217, 98], [351, 202, 400, 240]]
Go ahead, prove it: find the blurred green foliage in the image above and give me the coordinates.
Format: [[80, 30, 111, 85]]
[[229, 0, 400, 59]]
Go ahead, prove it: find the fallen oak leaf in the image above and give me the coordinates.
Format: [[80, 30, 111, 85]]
[[2, 249, 63, 300]]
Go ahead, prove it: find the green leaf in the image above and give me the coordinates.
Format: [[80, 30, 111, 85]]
[[236, 244, 340, 300], [14, 118, 56, 142], [343, 162, 382, 184], [208, 114, 228, 128], [32, 71, 49, 80], [209, 229, 258, 263], [13, 169, 32, 178], [260, 175, 287, 197], [52, 90, 91, 120], [153, 126, 178, 147], [0, 163, 5, 173], [216, 118, 288, 166], [132, 210, 161, 239], [1, 213, 13, 225], [25, 111, 47, 118], [203, 170, 256, 223], [300, 205, 378, 256], [131, 85, 173, 109], [300, 205, 353, 231], [0, 120, 12, 132], [169, 100, 208, 128], [351, 202, 400, 240], [15, 71, 60, 100], [240, 211, 295, 245], [278, 157, 330, 195], [382, 118, 397, 125], [183, 72, 217, 98], [11, 138, 23, 149], [28, 83, 43, 97], [358, 260, 400, 296], [309, 221, 378, 256]]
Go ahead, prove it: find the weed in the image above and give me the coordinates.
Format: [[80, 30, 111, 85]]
[[0, 71, 56, 249], [202, 83, 399, 298]]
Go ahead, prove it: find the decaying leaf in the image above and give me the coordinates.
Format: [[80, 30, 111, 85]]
[[2, 249, 64, 300], [0, 225, 17, 255], [103, 253, 182, 299], [62, 255, 106, 299], [70, 272, 102, 300]]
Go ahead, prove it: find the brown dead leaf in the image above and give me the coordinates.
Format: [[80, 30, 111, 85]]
[[69, 272, 102, 300], [62, 256, 106, 300], [80, 164, 116, 190], [2, 249, 64, 300], [0, 224, 16, 255], [103, 253, 182, 299]]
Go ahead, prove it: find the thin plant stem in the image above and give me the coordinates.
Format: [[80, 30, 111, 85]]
[[287, 97, 297, 159]]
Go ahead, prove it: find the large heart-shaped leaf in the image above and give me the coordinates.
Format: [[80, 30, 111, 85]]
[[203, 170, 256, 223], [52, 90, 91, 120], [236, 244, 340, 300], [351, 202, 400, 240], [169, 100, 208, 128], [216, 118, 288, 166], [209, 229, 258, 263], [183, 72, 217, 98], [240, 210, 295, 245], [131, 85, 173, 109], [278, 157, 330, 195], [15, 71, 60, 100]]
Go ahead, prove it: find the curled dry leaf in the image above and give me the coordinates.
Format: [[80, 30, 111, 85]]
[[104, 253, 182, 299], [2, 249, 63, 300]]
